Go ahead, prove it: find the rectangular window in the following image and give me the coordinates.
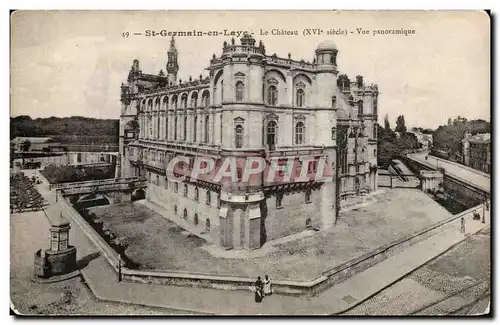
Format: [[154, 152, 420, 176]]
[[206, 191, 211, 205], [305, 189, 311, 204], [276, 192, 283, 209]]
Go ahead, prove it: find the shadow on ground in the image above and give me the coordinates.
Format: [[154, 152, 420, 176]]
[[77, 252, 101, 269]]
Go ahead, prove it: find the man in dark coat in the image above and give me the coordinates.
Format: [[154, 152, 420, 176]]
[[254, 276, 264, 303]]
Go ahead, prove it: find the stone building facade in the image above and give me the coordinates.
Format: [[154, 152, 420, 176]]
[[118, 35, 379, 250], [462, 132, 491, 174]]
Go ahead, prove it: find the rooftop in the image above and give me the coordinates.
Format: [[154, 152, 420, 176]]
[[11, 137, 54, 144], [468, 133, 490, 144]]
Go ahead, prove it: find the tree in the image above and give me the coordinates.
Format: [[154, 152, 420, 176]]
[[395, 115, 407, 133], [422, 128, 434, 134], [384, 114, 391, 130], [21, 140, 31, 152], [433, 118, 490, 158]]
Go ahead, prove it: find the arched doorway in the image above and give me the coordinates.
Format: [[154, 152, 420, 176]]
[[132, 189, 146, 201]]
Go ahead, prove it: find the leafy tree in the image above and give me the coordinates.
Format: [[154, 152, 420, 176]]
[[433, 118, 490, 159], [395, 115, 407, 133], [10, 116, 119, 139], [21, 140, 31, 152], [384, 114, 391, 130], [421, 128, 434, 134]]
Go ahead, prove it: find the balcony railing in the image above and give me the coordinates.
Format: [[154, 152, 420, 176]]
[[51, 176, 146, 191], [222, 45, 264, 55]]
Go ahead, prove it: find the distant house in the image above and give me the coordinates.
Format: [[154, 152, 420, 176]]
[[10, 137, 66, 152], [462, 132, 491, 173], [407, 131, 433, 151]]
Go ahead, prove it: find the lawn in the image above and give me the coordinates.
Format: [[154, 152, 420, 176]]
[[89, 188, 452, 281]]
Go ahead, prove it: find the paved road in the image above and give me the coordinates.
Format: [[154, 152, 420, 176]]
[[407, 153, 490, 193], [342, 227, 491, 316]]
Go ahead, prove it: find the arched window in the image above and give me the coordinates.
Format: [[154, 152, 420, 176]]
[[205, 218, 211, 231], [164, 176, 168, 189], [267, 120, 277, 150], [235, 81, 244, 102], [157, 114, 160, 138], [181, 94, 188, 109], [206, 190, 211, 205], [172, 95, 178, 109], [165, 116, 169, 139], [155, 98, 160, 111], [193, 116, 198, 142], [148, 116, 153, 138], [202, 90, 210, 109], [194, 187, 199, 201], [191, 93, 198, 108], [156, 174, 159, 185], [183, 184, 188, 197], [174, 116, 178, 140], [296, 89, 305, 107], [163, 97, 169, 110], [183, 208, 188, 219], [341, 149, 348, 174], [205, 115, 210, 143], [183, 116, 187, 141], [268, 86, 278, 106], [235, 124, 244, 148], [295, 122, 304, 145], [221, 80, 224, 102], [331, 127, 336, 141], [194, 213, 199, 225], [174, 205, 178, 214], [358, 100, 364, 116], [373, 124, 378, 139]]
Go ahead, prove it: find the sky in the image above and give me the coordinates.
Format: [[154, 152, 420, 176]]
[[10, 10, 490, 129]]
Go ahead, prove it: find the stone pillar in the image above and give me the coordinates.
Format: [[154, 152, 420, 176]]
[[209, 112, 215, 144]]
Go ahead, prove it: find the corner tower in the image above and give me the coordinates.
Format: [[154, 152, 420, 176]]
[[166, 36, 179, 85], [314, 40, 339, 228]]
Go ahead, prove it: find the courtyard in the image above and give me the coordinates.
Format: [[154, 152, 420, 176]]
[[88, 188, 453, 281]]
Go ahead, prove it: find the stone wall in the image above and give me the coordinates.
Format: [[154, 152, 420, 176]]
[[264, 187, 321, 241], [146, 180, 220, 234], [443, 175, 487, 207]]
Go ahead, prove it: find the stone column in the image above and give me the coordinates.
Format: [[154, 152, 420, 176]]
[[209, 112, 215, 144]]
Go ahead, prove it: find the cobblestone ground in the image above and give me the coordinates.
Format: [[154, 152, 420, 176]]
[[343, 226, 490, 316], [10, 210, 198, 315]]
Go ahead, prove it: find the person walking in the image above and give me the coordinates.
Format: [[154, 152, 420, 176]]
[[263, 275, 272, 296], [254, 276, 263, 303]]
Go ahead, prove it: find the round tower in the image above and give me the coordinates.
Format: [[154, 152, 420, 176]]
[[314, 40, 339, 228], [214, 34, 267, 250]]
